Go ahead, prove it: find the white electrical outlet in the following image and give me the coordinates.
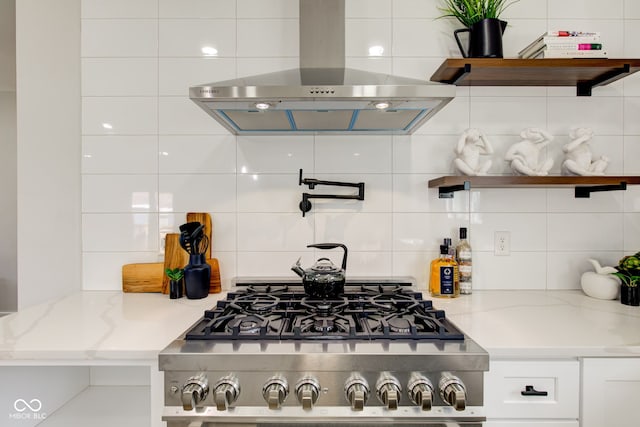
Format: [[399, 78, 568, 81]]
[[494, 231, 511, 256]]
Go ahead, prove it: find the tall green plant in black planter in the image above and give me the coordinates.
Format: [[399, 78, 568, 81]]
[[438, 0, 519, 58]]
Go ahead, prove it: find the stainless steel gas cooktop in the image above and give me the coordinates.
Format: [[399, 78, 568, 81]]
[[159, 278, 489, 427]]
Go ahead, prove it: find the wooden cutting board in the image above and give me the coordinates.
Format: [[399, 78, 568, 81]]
[[122, 262, 164, 293], [162, 233, 189, 294]]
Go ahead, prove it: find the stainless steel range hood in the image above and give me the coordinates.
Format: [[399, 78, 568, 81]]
[[189, 0, 455, 135]]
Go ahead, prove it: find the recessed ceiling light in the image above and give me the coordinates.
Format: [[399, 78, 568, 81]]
[[374, 101, 390, 110]]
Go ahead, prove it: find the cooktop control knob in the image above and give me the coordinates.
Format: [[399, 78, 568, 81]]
[[213, 374, 240, 411], [375, 372, 402, 410], [181, 373, 209, 411], [407, 372, 434, 411], [439, 373, 467, 411], [295, 376, 320, 410], [262, 376, 289, 410], [344, 373, 370, 411]]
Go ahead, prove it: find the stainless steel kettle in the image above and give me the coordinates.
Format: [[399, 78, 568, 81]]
[[292, 243, 348, 298]]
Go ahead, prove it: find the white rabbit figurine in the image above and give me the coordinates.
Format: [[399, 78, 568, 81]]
[[504, 128, 554, 176], [453, 128, 494, 176], [562, 127, 609, 176]]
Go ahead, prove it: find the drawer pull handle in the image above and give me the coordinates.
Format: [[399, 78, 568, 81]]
[[521, 385, 548, 396]]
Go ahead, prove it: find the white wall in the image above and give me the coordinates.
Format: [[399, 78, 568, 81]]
[[79, 0, 640, 292], [16, 0, 82, 309], [0, 0, 17, 312]]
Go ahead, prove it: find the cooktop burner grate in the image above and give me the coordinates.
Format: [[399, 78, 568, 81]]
[[185, 283, 464, 341]]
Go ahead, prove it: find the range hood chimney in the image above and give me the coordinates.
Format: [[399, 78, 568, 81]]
[[189, 0, 455, 135]]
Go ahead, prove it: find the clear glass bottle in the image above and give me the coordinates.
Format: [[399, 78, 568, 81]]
[[429, 245, 460, 298], [456, 227, 473, 295]]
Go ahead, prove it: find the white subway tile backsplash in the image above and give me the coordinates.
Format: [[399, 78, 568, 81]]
[[159, 97, 228, 135], [237, 0, 297, 18], [346, 19, 391, 57], [83, 175, 158, 213], [83, 252, 160, 291], [82, 97, 158, 135], [237, 174, 301, 213], [82, 58, 158, 96], [548, 97, 624, 136], [237, 136, 314, 174], [548, 213, 624, 251], [237, 58, 300, 77], [393, 212, 469, 251], [237, 214, 313, 251], [417, 97, 470, 135], [392, 134, 458, 174], [159, 174, 237, 212], [160, 0, 237, 19], [346, 0, 391, 18], [472, 252, 547, 290], [82, 0, 159, 19], [159, 135, 236, 173], [159, 19, 237, 57], [393, 174, 470, 213], [81, 20, 158, 57], [546, 251, 622, 290], [82, 136, 158, 174], [159, 58, 236, 96], [623, 97, 640, 135], [391, 0, 439, 19], [470, 188, 547, 213], [315, 135, 392, 174], [471, 97, 547, 134], [83, 213, 159, 252], [78, 0, 640, 290], [316, 213, 393, 251], [393, 19, 454, 57], [549, 0, 623, 19], [237, 19, 298, 57], [471, 213, 547, 252], [623, 213, 640, 250]]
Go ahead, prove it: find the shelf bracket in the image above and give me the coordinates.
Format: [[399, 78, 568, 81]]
[[445, 63, 472, 85], [575, 182, 627, 198], [438, 181, 471, 198], [576, 64, 632, 96]]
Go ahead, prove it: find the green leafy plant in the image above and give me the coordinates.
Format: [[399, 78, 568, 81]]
[[438, 0, 519, 27], [611, 252, 640, 287], [165, 267, 184, 282]]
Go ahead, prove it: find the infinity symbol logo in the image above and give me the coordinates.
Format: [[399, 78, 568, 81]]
[[14, 398, 42, 412]]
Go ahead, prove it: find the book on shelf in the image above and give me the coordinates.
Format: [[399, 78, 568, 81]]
[[528, 48, 608, 59], [546, 31, 600, 37], [518, 31, 603, 59]]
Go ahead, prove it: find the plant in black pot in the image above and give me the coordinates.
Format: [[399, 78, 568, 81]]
[[438, 0, 519, 58], [165, 267, 184, 300], [610, 252, 640, 306]]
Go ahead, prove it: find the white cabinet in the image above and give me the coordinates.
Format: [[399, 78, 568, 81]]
[[582, 358, 640, 427], [484, 360, 579, 426]]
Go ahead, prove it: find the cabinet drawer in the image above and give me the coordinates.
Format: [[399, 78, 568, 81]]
[[485, 360, 579, 419]]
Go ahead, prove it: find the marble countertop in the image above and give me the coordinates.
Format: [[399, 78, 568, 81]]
[[0, 289, 639, 363]]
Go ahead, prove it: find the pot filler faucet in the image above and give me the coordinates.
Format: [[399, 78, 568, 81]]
[[298, 169, 365, 217]]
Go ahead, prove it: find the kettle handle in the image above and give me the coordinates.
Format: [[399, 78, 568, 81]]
[[307, 243, 348, 271], [453, 28, 470, 58]]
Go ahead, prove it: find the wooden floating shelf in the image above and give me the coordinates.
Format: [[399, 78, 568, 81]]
[[428, 175, 640, 198], [430, 58, 640, 96]]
